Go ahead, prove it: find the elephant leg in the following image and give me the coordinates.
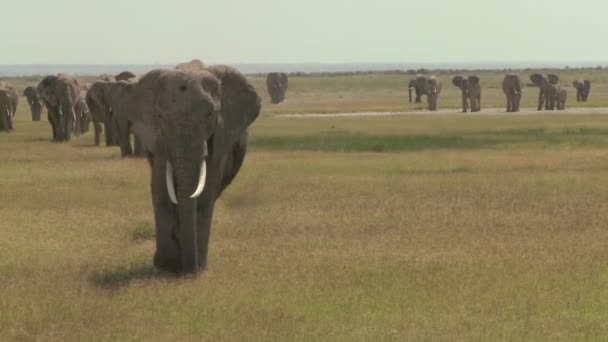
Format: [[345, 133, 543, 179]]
[[133, 131, 145, 157], [150, 156, 181, 272], [537, 91, 544, 110], [461, 93, 468, 112], [93, 120, 102, 146], [1, 108, 8, 131], [48, 112, 57, 140], [72, 110, 80, 136], [103, 114, 115, 146], [64, 113, 73, 141], [117, 118, 133, 158]]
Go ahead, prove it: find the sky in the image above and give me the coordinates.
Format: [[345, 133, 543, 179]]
[[4, 0, 607, 65]]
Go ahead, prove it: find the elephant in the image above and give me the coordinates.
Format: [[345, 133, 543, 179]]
[[502, 74, 524, 112], [24, 86, 43, 121], [530, 74, 560, 110], [114, 71, 136, 81], [572, 80, 591, 102], [0, 82, 18, 132], [452, 76, 481, 112], [105, 65, 261, 274], [86, 81, 118, 146], [37, 74, 82, 142], [555, 86, 567, 110], [103, 80, 145, 158], [175, 59, 206, 71], [409, 75, 442, 111], [75, 95, 91, 134], [408, 78, 423, 103], [266, 72, 288, 104]]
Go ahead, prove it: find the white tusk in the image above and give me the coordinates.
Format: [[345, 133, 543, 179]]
[[190, 159, 207, 199], [166, 161, 178, 204]]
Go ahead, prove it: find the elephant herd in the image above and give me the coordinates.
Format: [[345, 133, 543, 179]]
[[408, 74, 592, 112]]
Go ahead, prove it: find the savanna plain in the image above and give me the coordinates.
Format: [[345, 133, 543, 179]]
[[3, 69, 608, 340]]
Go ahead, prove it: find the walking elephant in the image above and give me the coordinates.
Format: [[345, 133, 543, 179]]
[[555, 86, 567, 110], [107, 66, 260, 274], [408, 78, 423, 103], [502, 74, 524, 112], [75, 95, 91, 134], [103, 80, 145, 158], [266, 72, 288, 104], [0, 82, 18, 131], [410, 75, 442, 111], [452, 76, 481, 112], [37, 74, 82, 141], [530, 74, 560, 110], [24, 86, 43, 121], [572, 80, 591, 102], [86, 81, 118, 146]]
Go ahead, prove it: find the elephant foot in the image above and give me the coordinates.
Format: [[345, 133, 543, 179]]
[[154, 250, 181, 274]]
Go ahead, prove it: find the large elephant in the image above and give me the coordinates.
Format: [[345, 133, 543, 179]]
[[530, 74, 560, 110], [502, 74, 524, 112], [266, 72, 288, 104], [107, 66, 260, 274], [408, 75, 442, 111], [37, 74, 82, 141], [0, 82, 18, 132], [572, 80, 591, 102], [24, 86, 43, 121], [86, 81, 118, 146], [452, 76, 481, 112]]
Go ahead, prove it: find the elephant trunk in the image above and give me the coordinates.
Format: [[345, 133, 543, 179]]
[[408, 87, 412, 103], [166, 132, 208, 274]]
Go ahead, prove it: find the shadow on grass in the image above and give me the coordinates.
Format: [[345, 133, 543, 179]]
[[90, 262, 168, 290], [250, 128, 608, 152], [131, 224, 155, 243]]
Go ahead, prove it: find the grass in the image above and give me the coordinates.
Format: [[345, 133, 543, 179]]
[[2, 72, 608, 340]]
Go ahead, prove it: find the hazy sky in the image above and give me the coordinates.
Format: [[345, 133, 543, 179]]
[[5, 0, 606, 64]]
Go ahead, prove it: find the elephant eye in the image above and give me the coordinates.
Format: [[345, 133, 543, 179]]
[[179, 85, 187, 92]]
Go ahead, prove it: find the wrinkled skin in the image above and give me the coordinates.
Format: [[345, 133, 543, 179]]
[[530, 74, 560, 110], [24, 86, 43, 121], [114, 71, 136, 81], [409, 75, 442, 110], [502, 74, 524, 112], [37, 75, 82, 142], [572, 80, 591, 102], [0, 82, 18, 132], [266, 73, 288, 104], [86, 81, 118, 146], [114, 66, 260, 274], [175, 59, 206, 71], [452, 76, 481, 112]]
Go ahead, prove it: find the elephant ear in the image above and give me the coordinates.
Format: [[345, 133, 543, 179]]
[[452, 76, 464, 87], [530, 74, 544, 87], [23, 87, 34, 97], [207, 65, 261, 156], [547, 74, 559, 84], [468, 76, 480, 86], [572, 80, 580, 87]]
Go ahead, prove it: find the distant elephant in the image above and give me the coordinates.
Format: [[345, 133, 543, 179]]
[[175, 59, 206, 71], [555, 86, 567, 110], [24, 86, 43, 121], [75, 95, 91, 134], [572, 80, 591, 102], [86, 81, 118, 146], [114, 71, 136, 81], [452, 76, 481, 112], [408, 78, 423, 103], [502, 74, 524, 112], [410, 75, 442, 111], [105, 66, 261, 274], [266, 72, 288, 104], [530, 74, 560, 110], [37, 74, 82, 141], [0, 82, 18, 131]]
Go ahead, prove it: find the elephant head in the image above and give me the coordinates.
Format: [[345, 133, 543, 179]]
[[24, 86, 43, 121], [121, 66, 261, 274], [266, 72, 288, 104], [502, 74, 524, 112], [37, 74, 82, 141]]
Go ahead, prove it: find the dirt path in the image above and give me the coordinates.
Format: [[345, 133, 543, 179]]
[[276, 107, 608, 119]]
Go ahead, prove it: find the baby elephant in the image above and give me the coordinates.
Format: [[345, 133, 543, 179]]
[[572, 80, 591, 102], [266, 72, 288, 104], [24, 86, 43, 121], [452, 76, 481, 112]]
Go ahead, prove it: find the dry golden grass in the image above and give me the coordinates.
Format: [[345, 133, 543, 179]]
[[2, 75, 608, 340]]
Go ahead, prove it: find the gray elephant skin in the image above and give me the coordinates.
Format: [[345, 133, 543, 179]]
[[266, 72, 288, 104], [108, 65, 260, 274], [37, 74, 82, 141], [409, 75, 442, 111], [86, 81, 118, 147], [24, 86, 43, 121], [502, 74, 524, 112], [452, 76, 481, 112], [572, 80, 591, 102]]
